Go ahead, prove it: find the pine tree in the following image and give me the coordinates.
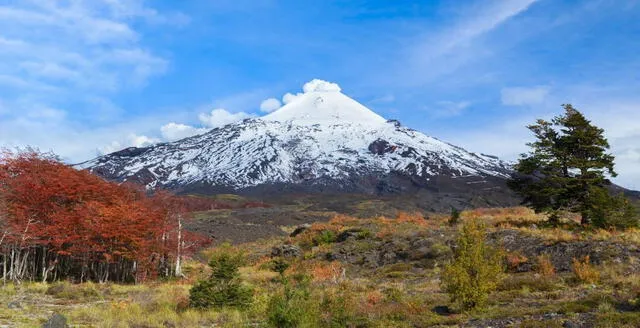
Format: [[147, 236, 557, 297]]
[[508, 104, 635, 226], [189, 247, 253, 309]]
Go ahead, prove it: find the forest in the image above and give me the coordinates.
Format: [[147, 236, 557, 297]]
[[0, 150, 209, 284]]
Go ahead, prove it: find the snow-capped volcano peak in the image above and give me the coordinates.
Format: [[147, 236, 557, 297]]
[[80, 79, 514, 207], [262, 80, 386, 126]]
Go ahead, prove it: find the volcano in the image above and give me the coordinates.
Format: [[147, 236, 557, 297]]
[[79, 80, 518, 208]]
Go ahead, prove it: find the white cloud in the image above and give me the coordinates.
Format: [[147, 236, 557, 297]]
[[302, 79, 342, 93], [96, 107, 253, 155], [0, 1, 186, 160], [273, 79, 343, 106], [92, 105, 256, 157], [100, 79, 346, 153], [19, 61, 80, 81], [129, 134, 159, 147], [260, 98, 282, 113], [282, 92, 303, 105], [99, 133, 160, 154], [401, 0, 539, 85], [161, 122, 208, 141], [440, 0, 539, 53], [433, 101, 471, 118], [370, 94, 395, 104], [501, 86, 550, 106], [0, 1, 180, 94], [25, 106, 66, 121], [198, 108, 254, 128]]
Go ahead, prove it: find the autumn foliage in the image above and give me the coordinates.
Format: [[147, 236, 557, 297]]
[[0, 149, 208, 283]]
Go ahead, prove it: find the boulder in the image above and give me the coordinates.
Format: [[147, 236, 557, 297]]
[[42, 313, 68, 328], [271, 245, 303, 258]]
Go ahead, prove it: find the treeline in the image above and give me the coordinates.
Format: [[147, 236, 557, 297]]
[[0, 150, 209, 283]]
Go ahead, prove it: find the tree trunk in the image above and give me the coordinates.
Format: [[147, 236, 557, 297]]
[[175, 215, 183, 277], [2, 251, 6, 285]]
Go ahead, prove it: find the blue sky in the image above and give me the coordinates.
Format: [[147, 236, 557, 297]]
[[0, 0, 639, 188]]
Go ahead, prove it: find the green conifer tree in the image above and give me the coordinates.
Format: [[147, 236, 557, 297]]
[[508, 104, 636, 227]]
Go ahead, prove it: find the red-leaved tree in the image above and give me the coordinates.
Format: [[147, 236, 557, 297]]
[[0, 149, 209, 283]]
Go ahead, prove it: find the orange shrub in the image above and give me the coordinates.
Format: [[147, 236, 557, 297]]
[[505, 252, 528, 272], [396, 212, 428, 227], [375, 216, 394, 226], [293, 222, 343, 248], [572, 256, 600, 284], [463, 207, 542, 226], [365, 290, 384, 306], [329, 214, 360, 227], [375, 226, 393, 239], [310, 261, 344, 283], [309, 222, 338, 232], [535, 254, 556, 277]]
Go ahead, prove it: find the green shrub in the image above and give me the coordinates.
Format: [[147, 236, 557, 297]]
[[356, 229, 372, 240], [591, 192, 639, 229], [383, 287, 404, 303], [440, 220, 504, 310], [314, 230, 337, 245], [266, 275, 318, 328], [449, 207, 461, 225], [189, 249, 253, 309], [270, 258, 291, 276], [320, 288, 365, 328]]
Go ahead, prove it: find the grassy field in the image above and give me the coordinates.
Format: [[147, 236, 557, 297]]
[[3, 208, 640, 327]]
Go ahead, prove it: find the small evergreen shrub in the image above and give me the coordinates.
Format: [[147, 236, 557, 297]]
[[449, 207, 461, 225], [441, 220, 504, 310], [314, 230, 337, 245], [270, 258, 290, 277], [189, 249, 253, 309]]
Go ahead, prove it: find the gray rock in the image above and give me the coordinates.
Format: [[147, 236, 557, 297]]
[[562, 321, 580, 328], [337, 228, 365, 242], [289, 224, 311, 237], [7, 301, 21, 309], [42, 313, 68, 328], [271, 244, 303, 258]]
